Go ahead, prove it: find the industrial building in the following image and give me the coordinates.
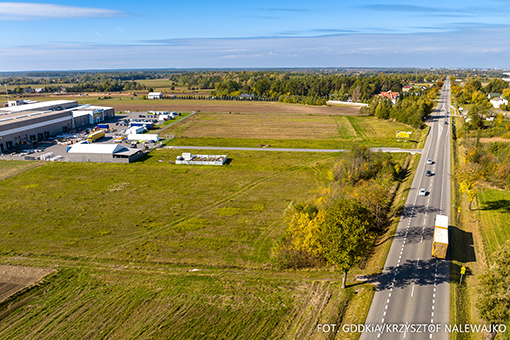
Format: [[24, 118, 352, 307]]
[[71, 105, 115, 128], [67, 144, 145, 163], [0, 100, 114, 152]]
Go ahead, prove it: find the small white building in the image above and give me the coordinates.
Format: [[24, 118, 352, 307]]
[[490, 97, 508, 109], [148, 92, 163, 99]]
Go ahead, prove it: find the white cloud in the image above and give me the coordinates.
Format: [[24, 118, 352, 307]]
[[0, 2, 127, 20]]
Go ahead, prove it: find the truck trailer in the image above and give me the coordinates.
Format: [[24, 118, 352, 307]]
[[127, 134, 159, 143], [432, 214, 449, 259], [87, 130, 105, 143]]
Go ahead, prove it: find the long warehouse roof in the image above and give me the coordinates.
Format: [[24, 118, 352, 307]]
[[68, 143, 127, 154]]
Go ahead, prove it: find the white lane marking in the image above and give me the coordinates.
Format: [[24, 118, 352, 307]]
[[411, 284, 415, 297]]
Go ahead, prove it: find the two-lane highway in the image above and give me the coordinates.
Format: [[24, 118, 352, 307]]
[[360, 78, 452, 340]]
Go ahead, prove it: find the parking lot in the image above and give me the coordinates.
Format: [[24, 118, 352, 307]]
[[0, 110, 177, 162]]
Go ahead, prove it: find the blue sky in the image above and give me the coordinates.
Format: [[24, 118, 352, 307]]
[[0, 0, 509, 71]]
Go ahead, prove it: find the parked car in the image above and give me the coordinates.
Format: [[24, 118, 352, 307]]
[[419, 189, 427, 196]]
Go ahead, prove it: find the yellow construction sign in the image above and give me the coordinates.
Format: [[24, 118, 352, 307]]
[[396, 131, 413, 142]]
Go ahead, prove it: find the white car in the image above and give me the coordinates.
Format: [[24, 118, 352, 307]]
[[427, 159, 433, 165], [419, 189, 427, 196]]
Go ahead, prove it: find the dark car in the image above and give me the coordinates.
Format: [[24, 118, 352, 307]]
[[426, 170, 432, 177]]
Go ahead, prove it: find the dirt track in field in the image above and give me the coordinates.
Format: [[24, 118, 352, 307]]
[[0, 265, 54, 302], [112, 102, 361, 115]]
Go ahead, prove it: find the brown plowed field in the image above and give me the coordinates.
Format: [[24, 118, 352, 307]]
[[113, 102, 361, 115], [0, 265, 54, 302]]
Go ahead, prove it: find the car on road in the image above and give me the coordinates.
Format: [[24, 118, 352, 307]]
[[426, 170, 432, 177], [419, 189, 427, 196], [427, 159, 433, 165]]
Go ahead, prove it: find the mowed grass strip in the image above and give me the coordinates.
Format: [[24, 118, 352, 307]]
[[0, 266, 349, 340], [477, 188, 510, 261], [0, 150, 332, 268]]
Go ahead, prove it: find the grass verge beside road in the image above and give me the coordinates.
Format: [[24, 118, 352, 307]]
[[450, 116, 510, 340]]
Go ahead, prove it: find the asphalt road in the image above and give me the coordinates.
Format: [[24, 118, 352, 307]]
[[360, 79, 451, 340]]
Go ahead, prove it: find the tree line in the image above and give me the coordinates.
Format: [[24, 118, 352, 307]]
[[272, 146, 401, 288]]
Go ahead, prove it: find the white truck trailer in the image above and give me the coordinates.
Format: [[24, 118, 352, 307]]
[[432, 214, 449, 259]]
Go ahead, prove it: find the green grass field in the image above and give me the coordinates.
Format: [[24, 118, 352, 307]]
[[0, 151, 333, 268], [0, 151, 380, 339], [477, 188, 510, 261]]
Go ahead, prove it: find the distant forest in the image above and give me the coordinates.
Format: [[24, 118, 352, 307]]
[[1, 68, 506, 119]]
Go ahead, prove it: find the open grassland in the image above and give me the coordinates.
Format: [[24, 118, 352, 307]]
[[161, 113, 421, 149], [0, 150, 333, 268], [0, 264, 367, 340]]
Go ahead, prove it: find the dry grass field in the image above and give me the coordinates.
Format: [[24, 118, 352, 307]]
[[0, 161, 43, 182], [166, 113, 351, 140], [160, 113, 420, 150]]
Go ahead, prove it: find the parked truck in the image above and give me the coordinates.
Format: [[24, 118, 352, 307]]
[[96, 123, 109, 130], [432, 214, 449, 259], [127, 134, 159, 143], [87, 130, 105, 143]]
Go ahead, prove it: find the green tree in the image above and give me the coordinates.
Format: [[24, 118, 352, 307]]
[[476, 241, 510, 340], [319, 199, 375, 288]]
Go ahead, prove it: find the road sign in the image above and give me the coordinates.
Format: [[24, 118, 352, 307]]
[[396, 131, 412, 142], [460, 266, 466, 284]]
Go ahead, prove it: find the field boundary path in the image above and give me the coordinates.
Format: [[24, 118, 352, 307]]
[[164, 145, 422, 153]]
